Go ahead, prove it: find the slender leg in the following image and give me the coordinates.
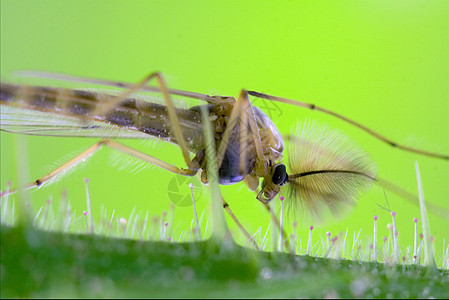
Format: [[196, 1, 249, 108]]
[[237, 90, 268, 176], [0, 139, 197, 198], [216, 90, 267, 175], [1, 142, 103, 197], [92, 72, 161, 117], [222, 200, 259, 249], [215, 99, 243, 170], [248, 91, 449, 161], [213, 90, 290, 250], [92, 72, 197, 169], [0, 139, 259, 249], [376, 176, 449, 220], [101, 139, 198, 175]]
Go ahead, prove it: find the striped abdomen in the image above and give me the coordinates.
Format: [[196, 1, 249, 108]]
[[0, 83, 206, 153]]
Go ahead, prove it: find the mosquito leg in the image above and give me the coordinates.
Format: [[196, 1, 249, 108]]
[[212, 90, 290, 249], [222, 199, 259, 250], [216, 90, 267, 175], [89, 71, 200, 170], [199, 102, 259, 249], [375, 176, 449, 220], [239, 97, 248, 175], [238, 90, 268, 176], [148, 73, 196, 169], [234, 92, 294, 249], [101, 139, 198, 175], [92, 72, 161, 118], [215, 98, 242, 170], [0, 139, 198, 198], [1, 142, 103, 197], [248, 91, 449, 161], [97, 72, 201, 170]]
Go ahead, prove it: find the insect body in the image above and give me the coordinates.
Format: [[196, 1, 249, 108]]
[[0, 72, 446, 220], [0, 82, 285, 198]]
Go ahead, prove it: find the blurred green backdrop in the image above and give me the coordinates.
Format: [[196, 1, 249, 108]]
[[1, 0, 448, 262]]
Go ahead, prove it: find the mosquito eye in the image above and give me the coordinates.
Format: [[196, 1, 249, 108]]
[[272, 164, 287, 185]]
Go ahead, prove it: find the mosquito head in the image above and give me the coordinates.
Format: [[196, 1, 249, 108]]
[[257, 163, 289, 203]]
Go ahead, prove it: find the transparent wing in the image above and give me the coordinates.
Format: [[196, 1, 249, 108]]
[[16, 70, 236, 104], [0, 105, 153, 139]]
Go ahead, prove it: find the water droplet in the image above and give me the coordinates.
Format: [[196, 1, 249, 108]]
[[259, 267, 272, 280]]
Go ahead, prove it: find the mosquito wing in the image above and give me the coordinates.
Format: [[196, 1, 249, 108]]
[[1, 105, 153, 139]]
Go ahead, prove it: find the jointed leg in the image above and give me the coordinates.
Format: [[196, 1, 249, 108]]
[[211, 90, 290, 250], [102, 139, 198, 175], [215, 97, 243, 170], [222, 200, 259, 250], [0, 138, 259, 250], [239, 98, 248, 174], [92, 73, 161, 117], [216, 90, 267, 175], [248, 91, 449, 161], [0, 139, 197, 198], [0, 142, 103, 197], [91, 72, 195, 169], [237, 90, 268, 176]]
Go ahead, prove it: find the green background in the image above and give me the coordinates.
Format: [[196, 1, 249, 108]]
[[1, 0, 448, 262]]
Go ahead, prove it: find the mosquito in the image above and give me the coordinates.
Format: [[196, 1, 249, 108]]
[[1, 71, 448, 244]]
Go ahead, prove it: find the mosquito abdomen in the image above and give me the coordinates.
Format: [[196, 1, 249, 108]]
[[0, 83, 205, 152], [1, 83, 97, 115]]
